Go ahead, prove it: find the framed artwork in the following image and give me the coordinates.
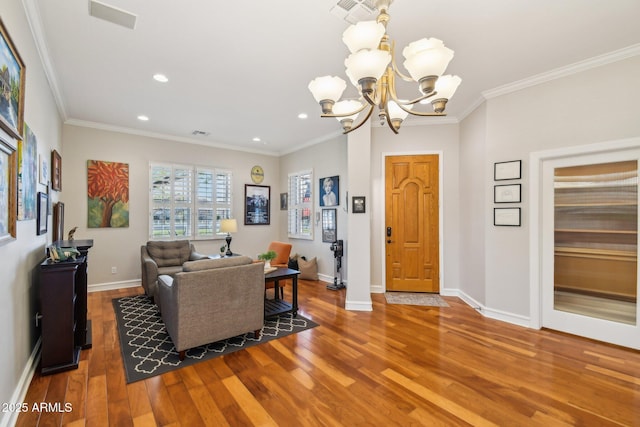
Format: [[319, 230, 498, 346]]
[[37, 191, 48, 235], [494, 207, 521, 226], [322, 208, 337, 243], [87, 160, 129, 228], [245, 184, 270, 225], [280, 192, 288, 210], [494, 160, 522, 181], [494, 184, 521, 203], [17, 122, 37, 220], [0, 19, 26, 141], [0, 136, 17, 245], [352, 196, 366, 213], [53, 201, 64, 242], [51, 149, 61, 191], [319, 175, 339, 207], [39, 153, 48, 185]]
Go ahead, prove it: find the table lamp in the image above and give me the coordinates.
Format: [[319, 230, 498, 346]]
[[220, 219, 238, 256]]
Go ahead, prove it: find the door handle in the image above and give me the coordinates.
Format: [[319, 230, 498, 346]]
[[387, 239, 392, 244]]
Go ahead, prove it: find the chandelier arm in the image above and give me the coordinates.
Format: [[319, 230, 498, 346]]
[[382, 103, 399, 135], [343, 104, 375, 134], [320, 101, 369, 119], [387, 84, 445, 116]]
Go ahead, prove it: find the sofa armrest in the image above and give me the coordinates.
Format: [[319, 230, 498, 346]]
[[141, 246, 160, 297], [157, 275, 177, 333]]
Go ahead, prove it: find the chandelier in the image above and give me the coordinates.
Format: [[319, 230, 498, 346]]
[[308, 0, 461, 134]]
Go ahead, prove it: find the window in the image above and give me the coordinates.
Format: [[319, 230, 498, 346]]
[[288, 170, 313, 239], [150, 163, 232, 240]]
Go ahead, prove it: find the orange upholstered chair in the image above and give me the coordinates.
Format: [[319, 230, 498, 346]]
[[265, 241, 292, 298]]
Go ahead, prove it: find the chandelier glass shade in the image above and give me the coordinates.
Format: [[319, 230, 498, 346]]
[[308, 0, 461, 134]]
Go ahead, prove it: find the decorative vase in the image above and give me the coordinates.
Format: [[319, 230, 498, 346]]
[[265, 261, 271, 269]]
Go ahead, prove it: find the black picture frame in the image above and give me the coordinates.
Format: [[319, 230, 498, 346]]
[[319, 175, 339, 207], [322, 208, 337, 243], [494, 160, 522, 181], [494, 207, 521, 226], [352, 196, 366, 213], [494, 184, 521, 203], [244, 184, 270, 225], [280, 192, 288, 210], [37, 191, 48, 235]]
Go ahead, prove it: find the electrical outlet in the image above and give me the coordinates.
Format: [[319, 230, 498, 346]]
[[111, 266, 117, 274]]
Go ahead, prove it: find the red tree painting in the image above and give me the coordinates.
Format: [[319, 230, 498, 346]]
[[87, 160, 129, 228]]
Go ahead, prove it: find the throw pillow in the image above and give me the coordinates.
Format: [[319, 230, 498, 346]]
[[298, 257, 318, 280]]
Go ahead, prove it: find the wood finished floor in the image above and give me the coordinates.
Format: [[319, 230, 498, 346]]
[[16, 281, 640, 426]]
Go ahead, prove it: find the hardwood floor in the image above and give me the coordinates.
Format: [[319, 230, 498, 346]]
[[16, 281, 640, 426]]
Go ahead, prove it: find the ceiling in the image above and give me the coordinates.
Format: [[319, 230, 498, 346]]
[[27, 0, 640, 155]]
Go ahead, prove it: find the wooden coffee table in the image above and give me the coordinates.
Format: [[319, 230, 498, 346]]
[[264, 267, 299, 318]]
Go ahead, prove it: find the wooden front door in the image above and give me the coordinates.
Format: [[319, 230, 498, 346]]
[[385, 154, 440, 292]]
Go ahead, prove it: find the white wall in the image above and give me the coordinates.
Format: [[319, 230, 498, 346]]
[[0, 0, 63, 424], [478, 55, 640, 322], [458, 104, 487, 305], [61, 125, 282, 287], [278, 135, 348, 281], [370, 123, 460, 293]]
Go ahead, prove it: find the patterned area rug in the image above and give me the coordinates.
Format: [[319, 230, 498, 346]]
[[384, 292, 450, 307], [113, 295, 317, 383]]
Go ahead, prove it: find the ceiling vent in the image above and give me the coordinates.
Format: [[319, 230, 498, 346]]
[[330, 0, 377, 24], [191, 130, 210, 136], [89, 0, 137, 29]]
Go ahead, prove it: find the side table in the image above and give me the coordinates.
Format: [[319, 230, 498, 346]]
[[264, 267, 299, 318]]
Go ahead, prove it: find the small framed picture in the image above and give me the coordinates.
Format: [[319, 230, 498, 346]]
[[51, 149, 62, 191], [494, 207, 521, 226], [37, 192, 48, 235], [494, 160, 521, 181], [322, 208, 337, 243], [280, 192, 288, 210], [494, 184, 521, 203], [352, 196, 366, 213], [320, 175, 339, 207]]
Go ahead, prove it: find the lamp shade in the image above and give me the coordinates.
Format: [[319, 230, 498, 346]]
[[344, 49, 391, 82], [333, 100, 363, 122], [402, 38, 454, 82], [220, 218, 237, 233], [342, 20, 385, 53], [434, 75, 462, 100], [387, 100, 412, 121], [308, 76, 347, 103]]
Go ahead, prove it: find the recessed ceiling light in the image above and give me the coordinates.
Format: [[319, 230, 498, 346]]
[[252, 137, 261, 142], [137, 115, 149, 121], [298, 113, 308, 119], [153, 74, 168, 83]]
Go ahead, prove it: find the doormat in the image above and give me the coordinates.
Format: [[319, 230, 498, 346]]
[[113, 294, 317, 383], [384, 292, 449, 307]]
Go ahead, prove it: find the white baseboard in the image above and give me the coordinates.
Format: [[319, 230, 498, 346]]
[[88, 279, 140, 293], [443, 288, 533, 328], [345, 299, 373, 311], [1, 339, 41, 427]]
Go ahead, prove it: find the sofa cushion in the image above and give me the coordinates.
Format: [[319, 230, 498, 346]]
[[147, 241, 191, 267], [183, 256, 252, 272]]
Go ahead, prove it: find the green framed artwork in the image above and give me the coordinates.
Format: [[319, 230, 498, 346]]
[[87, 160, 129, 228]]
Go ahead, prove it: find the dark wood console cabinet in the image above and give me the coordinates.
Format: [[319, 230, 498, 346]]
[[39, 239, 93, 375]]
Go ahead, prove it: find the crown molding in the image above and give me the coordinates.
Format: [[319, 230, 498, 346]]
[[64, 119, 280, 157], [21, 0, 68, 120], [483, 43, 640, 100]]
